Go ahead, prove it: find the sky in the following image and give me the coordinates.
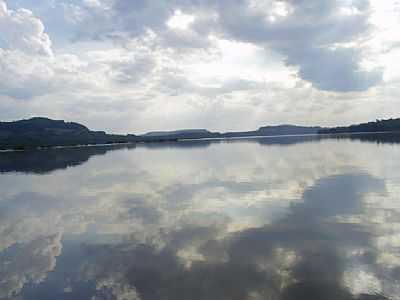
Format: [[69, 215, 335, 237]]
[[0, 0, 399, 133]]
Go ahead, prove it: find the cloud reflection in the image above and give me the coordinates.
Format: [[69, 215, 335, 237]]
[[0, 234, 62, 299], [0, 132, 400, 175], [77, 173, 390, 300], [0, 137, 400, 299]]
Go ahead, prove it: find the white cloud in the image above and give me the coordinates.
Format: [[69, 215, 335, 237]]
[[0, 0, 52, 56], [167, 10, 195, 31], [82, 0, 102, 8], [0, 0, 399, 132]]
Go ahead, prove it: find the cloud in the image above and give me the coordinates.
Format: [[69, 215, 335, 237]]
[[91, 47, 157, 85], [0, 0, 398, 131], [0, 0, 52, 56], [286, 46, 382, 92], [213, 0, 382, 92], [0, 49, 56, 99], [0, 2, 60, 99], [63, 0, 383, 92]]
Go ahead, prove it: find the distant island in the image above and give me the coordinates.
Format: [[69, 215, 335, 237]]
[[0, 117, 400, 150]]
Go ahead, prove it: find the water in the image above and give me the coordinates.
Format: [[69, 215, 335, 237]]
[[1, 134, 400, 300]]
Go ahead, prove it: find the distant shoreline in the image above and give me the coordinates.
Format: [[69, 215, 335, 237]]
[[1, 117, 400, 151], [0, 141, 136, 152], [2, 130, 400, 153]]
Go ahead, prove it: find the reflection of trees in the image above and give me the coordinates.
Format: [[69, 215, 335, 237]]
[[0, 141, 212, 174], [1, 133, 400, 174], [327, 132, 400, 145], [0, 146, 130, 174]]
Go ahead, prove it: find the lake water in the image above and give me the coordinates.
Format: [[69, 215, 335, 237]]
[[1, 134, 400, 300]]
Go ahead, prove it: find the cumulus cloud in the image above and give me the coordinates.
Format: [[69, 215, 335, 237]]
[[0, 0, 52, 56], [204, 0, 383, 92], [287, 47, 382, 92], [63, 0, 383, 92], [0, 50, 56, 99], [0, 2, 55, 99], [0, 0, 398, 132]]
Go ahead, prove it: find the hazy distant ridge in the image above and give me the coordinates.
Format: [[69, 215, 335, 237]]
[[1, 117, 400, 150]]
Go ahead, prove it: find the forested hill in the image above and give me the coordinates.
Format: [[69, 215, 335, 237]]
[[319, 118, 400, 134], [0, 117, 136, 149], [2, 117, 400, 150]]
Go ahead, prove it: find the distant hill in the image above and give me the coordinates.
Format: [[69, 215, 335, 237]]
[[141, 129, 220, 140], [220, 125, 321, 138], [139, 125, 321, 141], [0, 117, 89, 133], [2, 116, 400, 150], [0, 117, 136, 150], [144, 129, 210, 136], [318, 118, 400, 134]]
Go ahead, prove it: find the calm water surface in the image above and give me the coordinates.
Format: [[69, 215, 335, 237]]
[[1, 134, 400, 299]]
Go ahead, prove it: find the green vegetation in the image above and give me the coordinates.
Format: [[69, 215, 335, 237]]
[[2, 117, 400, 151], [0, 117, 137, 150], [319, 118, 400, 134]]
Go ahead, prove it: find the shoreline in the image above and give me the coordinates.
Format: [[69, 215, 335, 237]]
[[2, 130, 400, 153]]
